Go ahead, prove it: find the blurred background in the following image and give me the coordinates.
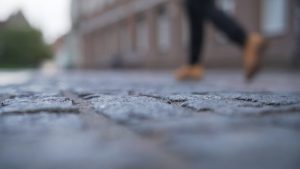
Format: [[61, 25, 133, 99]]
[[0, 0, 299, 70]]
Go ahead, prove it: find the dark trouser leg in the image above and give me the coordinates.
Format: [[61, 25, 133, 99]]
[[208, 7, 247, 47], [185, 0, 248, 65], [185, 1, 205, 65]]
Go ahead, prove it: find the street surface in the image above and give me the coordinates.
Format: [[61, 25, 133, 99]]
[[0, 70, 300, 169]]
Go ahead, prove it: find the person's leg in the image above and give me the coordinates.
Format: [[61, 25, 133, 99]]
[[177, 0, 266, 81], [176, 0, 208, 80], [209, 8, 247, 47], [185, 0, 206, 65], [206, 1, 266, 80]]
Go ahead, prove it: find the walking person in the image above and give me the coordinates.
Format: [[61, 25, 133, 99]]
[[176, 0, 267, 81]]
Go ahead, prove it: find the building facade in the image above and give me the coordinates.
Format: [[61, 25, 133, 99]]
[[294, 0, 300, 67], [71, 0, 298, 69]]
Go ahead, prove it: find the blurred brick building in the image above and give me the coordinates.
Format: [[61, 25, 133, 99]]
[[294, 0, 300, 67], [70, 0, 298, 69]]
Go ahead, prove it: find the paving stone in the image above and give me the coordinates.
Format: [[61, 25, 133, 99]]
[[129, 117, 300, 169], [0, 112, 181, 169], [5, 138, 174, 169], [0, 113, 82, 134], [163, 128, 300, 169], [88, 95, 197, 123], [0, 129, 180, 169], [0, 95, 78, 115]]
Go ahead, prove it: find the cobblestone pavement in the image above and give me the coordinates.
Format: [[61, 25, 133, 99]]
[[0, 70, 300, 169]]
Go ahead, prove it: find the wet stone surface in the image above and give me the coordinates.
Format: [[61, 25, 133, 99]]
[[0, 70, 300, 169], [0, 95, 78, 115], [88, 95, 198, 123]]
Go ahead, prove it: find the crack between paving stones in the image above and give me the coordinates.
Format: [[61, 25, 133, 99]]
[[139, 94, 300, 118], [137, 93, 218, 115], [0, 107, 79, 116], [62, 90, 168, 135], [219, 107, 300, 118], [62, 90, 300, 161], [233, 97, 300, 107], [61, 90, 189, 168], [61, 90, 121, 129], [257, 107, 300, 116]]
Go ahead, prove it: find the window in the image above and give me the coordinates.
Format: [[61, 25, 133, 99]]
[[261, 0, 288, 36], [157, 5, 170, 53], [136, 15, 149, 53], [120, 23, 131, 54]]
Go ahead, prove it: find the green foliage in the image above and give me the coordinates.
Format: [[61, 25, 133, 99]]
[[0, 27, 52, 68]]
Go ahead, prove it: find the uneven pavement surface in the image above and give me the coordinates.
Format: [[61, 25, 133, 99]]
[[0, 70, 300, 169]]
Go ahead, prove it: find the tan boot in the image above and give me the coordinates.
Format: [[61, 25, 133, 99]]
[[175, 64, 204, 81], [243, 33, 267, 81], [190, 64, 204, 80]]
